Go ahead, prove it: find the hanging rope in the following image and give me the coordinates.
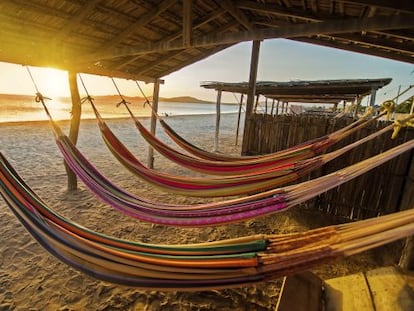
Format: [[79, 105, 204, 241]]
[[135, 80, 151, 107], [77, 74, 95, 105], [110, 77, 130, 109], [391, 114, 414, 139], [25, 66, 53, 119], [380, 100, 395, 121]]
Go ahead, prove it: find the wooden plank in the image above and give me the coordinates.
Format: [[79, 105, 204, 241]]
[[366, 266, 414, 311], [87, 14, 414, 60], [324, 272, 374, 311], [275, 271, 323, 311]]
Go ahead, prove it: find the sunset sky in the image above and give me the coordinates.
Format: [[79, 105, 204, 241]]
[[1, 39, 413, 104]]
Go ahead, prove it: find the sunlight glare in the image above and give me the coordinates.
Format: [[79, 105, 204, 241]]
[[36, 67, 70, 99]]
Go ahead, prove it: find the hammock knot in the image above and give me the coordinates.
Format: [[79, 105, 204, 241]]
[[116, 99, 129, 108], [360, 106, 373, 119], [35, 92, 51, 103], [392, 117, 414, 139], [380, 100, 395, 121]]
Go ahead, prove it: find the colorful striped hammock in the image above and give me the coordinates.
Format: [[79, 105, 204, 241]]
[[1, 151, 414, 290], [91, 102, 397, 197], [44, 115, 414, 226], [131, 101, 385, 164]]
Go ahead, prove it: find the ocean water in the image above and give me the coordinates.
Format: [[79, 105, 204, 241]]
[[0, 97, 240, 123]]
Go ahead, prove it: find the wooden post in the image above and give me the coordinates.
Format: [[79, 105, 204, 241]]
[[182, 0, 192, 47], [148, 78, 160, 168], [214, 89, 222, 152], [245, 40, 260, 117], [235, 93, 244, 146], [254, 94, 260, 113], [369, 88, 377, 107], [271, 99, 275, 115], [242, 40, 261, 154], [66, 71, 82, 191], [276, 100, 280, 115]]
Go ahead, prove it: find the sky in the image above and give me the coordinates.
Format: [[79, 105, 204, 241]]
[[1, 38, 414, 105]]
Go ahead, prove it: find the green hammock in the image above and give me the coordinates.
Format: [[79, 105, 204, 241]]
[[2, 151, 414, 290]]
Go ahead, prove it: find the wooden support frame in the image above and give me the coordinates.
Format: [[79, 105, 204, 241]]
[[148, 78, 161, 168], [65, 71, 82, 191], [245, 40, 261, 117], [214, 89, 222, 152], [86, 14, 414, 61], [182, 0, 192, 47]]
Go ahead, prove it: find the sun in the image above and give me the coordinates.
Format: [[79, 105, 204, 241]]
[[36, 67, 70, 98]]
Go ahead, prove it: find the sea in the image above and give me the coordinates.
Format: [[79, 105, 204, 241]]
[[0, 96, 240, 123]]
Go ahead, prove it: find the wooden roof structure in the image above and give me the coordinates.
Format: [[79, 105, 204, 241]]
[[200, 78, 392, 103], [1, 1, 414, 82]]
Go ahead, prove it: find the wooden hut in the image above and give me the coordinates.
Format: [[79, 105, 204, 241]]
[[1, 0, 414, 297]]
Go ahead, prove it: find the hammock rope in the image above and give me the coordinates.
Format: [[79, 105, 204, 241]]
[[32, 103, 414, 226], [87, 99, 412, 197], [2, 152, 414, 290]]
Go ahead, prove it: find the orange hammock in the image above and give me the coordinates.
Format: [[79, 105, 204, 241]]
[[138, 101, 386, 163], [90, 101, 402, 197], [1, 151, 414, 290]]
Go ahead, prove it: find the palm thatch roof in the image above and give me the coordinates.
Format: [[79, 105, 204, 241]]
[[200, 78, 392, 103], [1, 1, 414, 81]]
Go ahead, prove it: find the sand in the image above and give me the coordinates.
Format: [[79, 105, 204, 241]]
[[0, 113, 402, 310]]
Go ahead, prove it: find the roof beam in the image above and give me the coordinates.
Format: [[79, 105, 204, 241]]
[[52, 0, 102, 40], [219, 0, 254, 30], [326, 33, 414, 55], [113, 9, 226, 70], [295, 37, 414, 64], [341, 0, 414, 14], [84, 14, 414, 61], [98, 0, 176, 52], [183, 0, 192, 46]]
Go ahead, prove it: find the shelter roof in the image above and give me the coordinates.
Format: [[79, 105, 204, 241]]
[[200, 78, 392, 103], [1, 1, 413, 82]]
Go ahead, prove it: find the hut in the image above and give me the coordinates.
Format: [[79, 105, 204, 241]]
[[1, 1, 414, 308]]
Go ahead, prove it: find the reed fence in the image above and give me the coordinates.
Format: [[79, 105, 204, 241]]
[[242, 114, 414, 220]]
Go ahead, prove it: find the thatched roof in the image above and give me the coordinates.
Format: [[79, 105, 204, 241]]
[[1, 1, 413, 82], [200, 78, 392, 103]]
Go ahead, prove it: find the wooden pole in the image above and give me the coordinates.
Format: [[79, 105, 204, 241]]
[[214, 89, 222, 152], [245, 40, 261, 117], [66, 71, 82, 191], [148, 78, 160, 168], [235, 93, 244, 146], [242, 40, 261, 154], [369, 88, 377, 107]]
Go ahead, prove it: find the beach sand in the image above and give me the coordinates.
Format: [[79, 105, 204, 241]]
[[0, 113, 401, 310]]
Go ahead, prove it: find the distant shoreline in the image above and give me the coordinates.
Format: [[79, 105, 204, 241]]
[[0, 93, 238, 105], [0, 112, 241, 126]]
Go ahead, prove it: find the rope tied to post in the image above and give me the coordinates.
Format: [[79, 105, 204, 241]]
[[392, 114, 414, 139], [380, 100, 395, 121]]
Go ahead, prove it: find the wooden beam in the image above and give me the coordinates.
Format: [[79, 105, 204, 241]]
[[324, 33, 414, 55], [148, 78, 161, 169], [295, 37, 414, 64], [246, 40, 261, 117], [84, 14, 414, 61], [342, 0, 414, 13], [219, 0, 254, 30], [99, 0, 176, 52], [214, 90, 222, 152], [52, 0, 102, 40], [65, 72, 82, 191], [113, 9, 225, 70], [182, 0, 192, 47]]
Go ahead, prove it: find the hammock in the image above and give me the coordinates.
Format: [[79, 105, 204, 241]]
[[42, 113, 414, 226], [139, 102, 385, 164], [91, 101, 397, 197], [1, 151, 414, 290]]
